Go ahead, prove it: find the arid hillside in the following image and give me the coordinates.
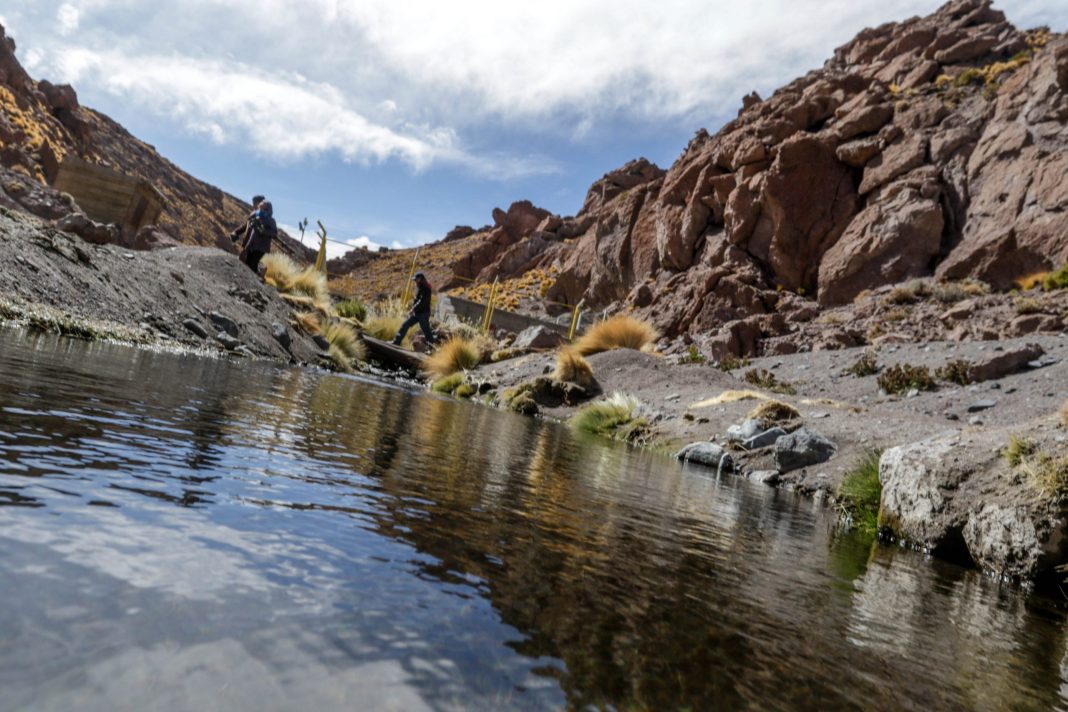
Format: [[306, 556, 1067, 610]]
[[0, 24, 310, 258]]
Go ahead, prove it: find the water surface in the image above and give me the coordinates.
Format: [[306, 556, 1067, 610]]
[[1, 330, 1066, 711]]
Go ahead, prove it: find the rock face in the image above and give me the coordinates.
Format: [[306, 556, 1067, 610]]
[[360, 0, 1068, 354], [880, 428, 1068, 581]]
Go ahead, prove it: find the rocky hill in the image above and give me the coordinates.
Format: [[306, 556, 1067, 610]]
[[0, 24, 311, 259], [336, 0, 1067, 354]]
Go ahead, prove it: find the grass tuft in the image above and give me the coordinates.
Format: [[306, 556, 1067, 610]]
[[689, 390, 768, 409], [747, 399, 800, 424], [569, 393, 647, 443], [423, 337, 480, 378], [837, 450, 883, 536], [573, 314, 658, 356], [292, 311, 321, 335], [553, 348, 594, 387], [335, 298, 367, 321], [1004, 435, 1037, 467], [935, 359, 973, 386], [877, 363, 936, 395], [1061, 399, 1068, 429], [1020, 452, 1068, 497], [1014, 296, 1042, 315], [1041, 263, 1068, 291], [262, 253, 300, 292], [431, 373, 465, 394], [683, 345, 706, 364], [846, 350, 880, 377], [322, 321, 366, 363], [327, 343, 355, 373], [454, 383, 476, 399], [743, 368, 796, 395], [718, 354, 751, 371]]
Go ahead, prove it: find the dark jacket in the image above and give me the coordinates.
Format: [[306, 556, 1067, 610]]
[[242, 202, 277, 254], [411, 281, 432, 315]]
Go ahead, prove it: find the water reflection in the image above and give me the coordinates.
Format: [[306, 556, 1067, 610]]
[[1, 329, 1067, 710]]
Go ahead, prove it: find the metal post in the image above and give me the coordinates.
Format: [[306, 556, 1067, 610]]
[[568, 299, 586, 341], [481, 278, 499, 332], [401, 247, 421, 305], [314, 221, 328, 273]]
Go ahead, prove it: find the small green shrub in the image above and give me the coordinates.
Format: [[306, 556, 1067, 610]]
[[335, 298, 367, 321], [1003, 435, 1037, 467], [684, 345, 706, 364], [877, 364, 936, 395], [431, 373, 465, 394], [743, 368, 796, 395], [1041, 263, 1068, 290], [569, 393, 648, 443], [454, 383, 477, 399], [719, 354, 751, 371], [501, 384, 538, 414], [1014, 296, 1042, 315], [837, 450, 883, 536], [935, 359, 973, 386], [846, 350, 879, 377]]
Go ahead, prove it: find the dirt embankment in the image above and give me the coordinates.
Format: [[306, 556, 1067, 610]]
[[0, 207, 321, 364]]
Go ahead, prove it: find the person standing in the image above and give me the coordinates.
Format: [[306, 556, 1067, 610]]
[[239, 200, 276, 274], [392, 272, 437, 346], [229, 194, 265, 244]]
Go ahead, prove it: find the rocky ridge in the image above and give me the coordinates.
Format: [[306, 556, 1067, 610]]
[[338, 0, 1067, 359]]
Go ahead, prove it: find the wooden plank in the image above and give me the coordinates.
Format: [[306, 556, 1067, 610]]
[[360, 334, 426, 372]]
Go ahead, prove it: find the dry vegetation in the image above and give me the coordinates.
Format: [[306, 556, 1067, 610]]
[[877, 363, 937, 395], [742, 368, 796, 395], [747, 400, 800, 424], [573, 314, 658, 356], [553, 348, 594, 387], [423, 337, 481, 378]]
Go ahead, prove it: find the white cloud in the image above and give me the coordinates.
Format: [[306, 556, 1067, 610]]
[[56, 4, 80, 36], [13, 0, 1068, 175], [324, 235, 389, 261]]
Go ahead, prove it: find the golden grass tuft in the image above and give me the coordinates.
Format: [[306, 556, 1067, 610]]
[[322, 321, 366, 364], [1020, 452, 1068, 497], [327, 344, 355, 373], [747, 400, 800, 424], [573, 314, 658, 356], [291, 266, 329, 303], [553, 348, 594, 387], [423, 337, 480, 378], [1060, 398, 1068, 430], [292, 311, 322, 335], [262, 253, 301, 292]]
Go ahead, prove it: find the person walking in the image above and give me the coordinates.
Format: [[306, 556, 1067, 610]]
[[392, 272, 437, 346], [238, 200, 277, 274]]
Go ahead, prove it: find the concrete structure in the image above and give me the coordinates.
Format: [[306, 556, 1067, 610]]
[[52, 157, 163, 233], [437, 294, 583, 338]]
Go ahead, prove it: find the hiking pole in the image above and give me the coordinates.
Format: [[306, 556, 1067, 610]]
[[401, 247, 421, 305], [314, 221, 328, 272]]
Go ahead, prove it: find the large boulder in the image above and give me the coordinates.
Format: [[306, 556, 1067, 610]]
[[774, 428, 837, 472], [55, 212, 118, 245], [754, 135, 858, 293], [818, 187, 944, 305]]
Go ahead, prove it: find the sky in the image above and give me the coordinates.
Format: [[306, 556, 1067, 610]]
[[2, 1, 1065, 259]]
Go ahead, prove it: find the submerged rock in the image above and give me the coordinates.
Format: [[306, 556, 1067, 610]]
[[676, 443, 734, 473]]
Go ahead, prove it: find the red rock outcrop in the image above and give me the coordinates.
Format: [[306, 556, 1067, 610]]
[[411, 0, 1067, 354]]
